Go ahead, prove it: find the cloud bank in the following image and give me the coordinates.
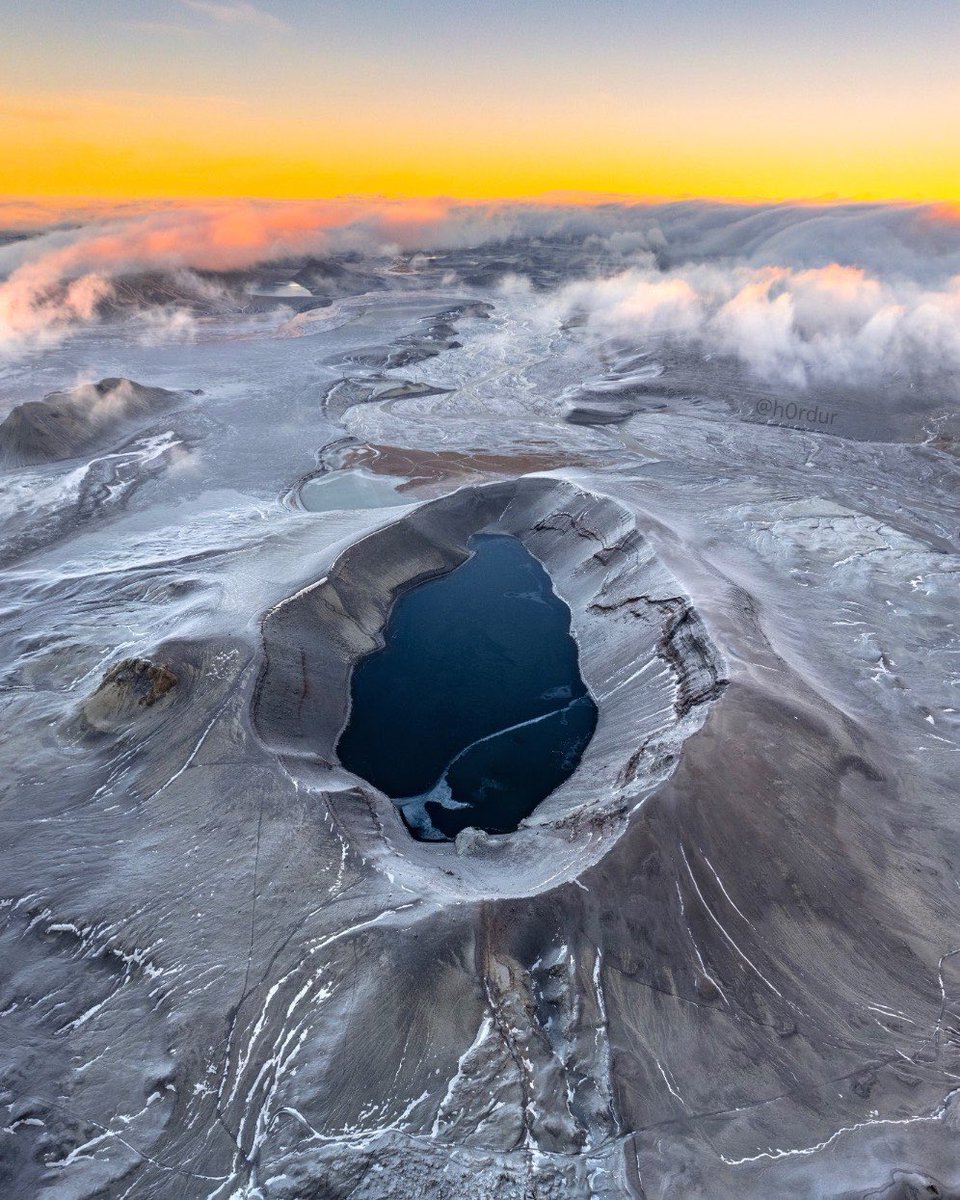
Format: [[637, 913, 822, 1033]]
[[1, 197, 959, 387], [549, 262, 960, 391], [0, 198, 439, 355]]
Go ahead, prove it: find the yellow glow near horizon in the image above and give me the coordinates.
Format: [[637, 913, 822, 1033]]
[[3, 86, 959, 205]]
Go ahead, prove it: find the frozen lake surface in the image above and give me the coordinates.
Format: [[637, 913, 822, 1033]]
[[338, 533, 597, 840]]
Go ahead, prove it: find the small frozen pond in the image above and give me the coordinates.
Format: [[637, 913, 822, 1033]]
[[297, 469, 411, 512]]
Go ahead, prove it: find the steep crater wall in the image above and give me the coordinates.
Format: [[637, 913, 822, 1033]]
[[253, 476, 727, 897]]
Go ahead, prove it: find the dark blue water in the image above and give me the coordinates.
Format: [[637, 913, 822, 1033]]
[[337, 533, 598, 841]]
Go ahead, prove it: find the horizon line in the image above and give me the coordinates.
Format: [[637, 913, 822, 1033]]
[[2, 190, 955, 212]]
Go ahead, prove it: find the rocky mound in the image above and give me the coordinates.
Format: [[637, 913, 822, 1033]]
[[0, 377, 188, 467], [79, 657, 179, 733]]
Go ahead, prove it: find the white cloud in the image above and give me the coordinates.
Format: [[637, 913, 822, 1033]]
[[179, 1, 287, 32], [548, 263, 960, 392]]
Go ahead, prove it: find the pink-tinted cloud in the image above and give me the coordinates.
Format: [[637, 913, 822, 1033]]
[[0, 198, 462, 354]]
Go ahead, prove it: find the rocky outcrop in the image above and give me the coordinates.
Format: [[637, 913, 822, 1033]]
[[80, 657, 179, 732], [657, 601, 729, 715]]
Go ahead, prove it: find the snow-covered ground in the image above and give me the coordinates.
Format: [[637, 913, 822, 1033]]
[[0, 234, 958, 1198]]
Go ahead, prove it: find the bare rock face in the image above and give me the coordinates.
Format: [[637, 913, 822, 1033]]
[[657, 601, 728, 715], [0, 378, 184, 466], [80, 657, 179, 731]]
